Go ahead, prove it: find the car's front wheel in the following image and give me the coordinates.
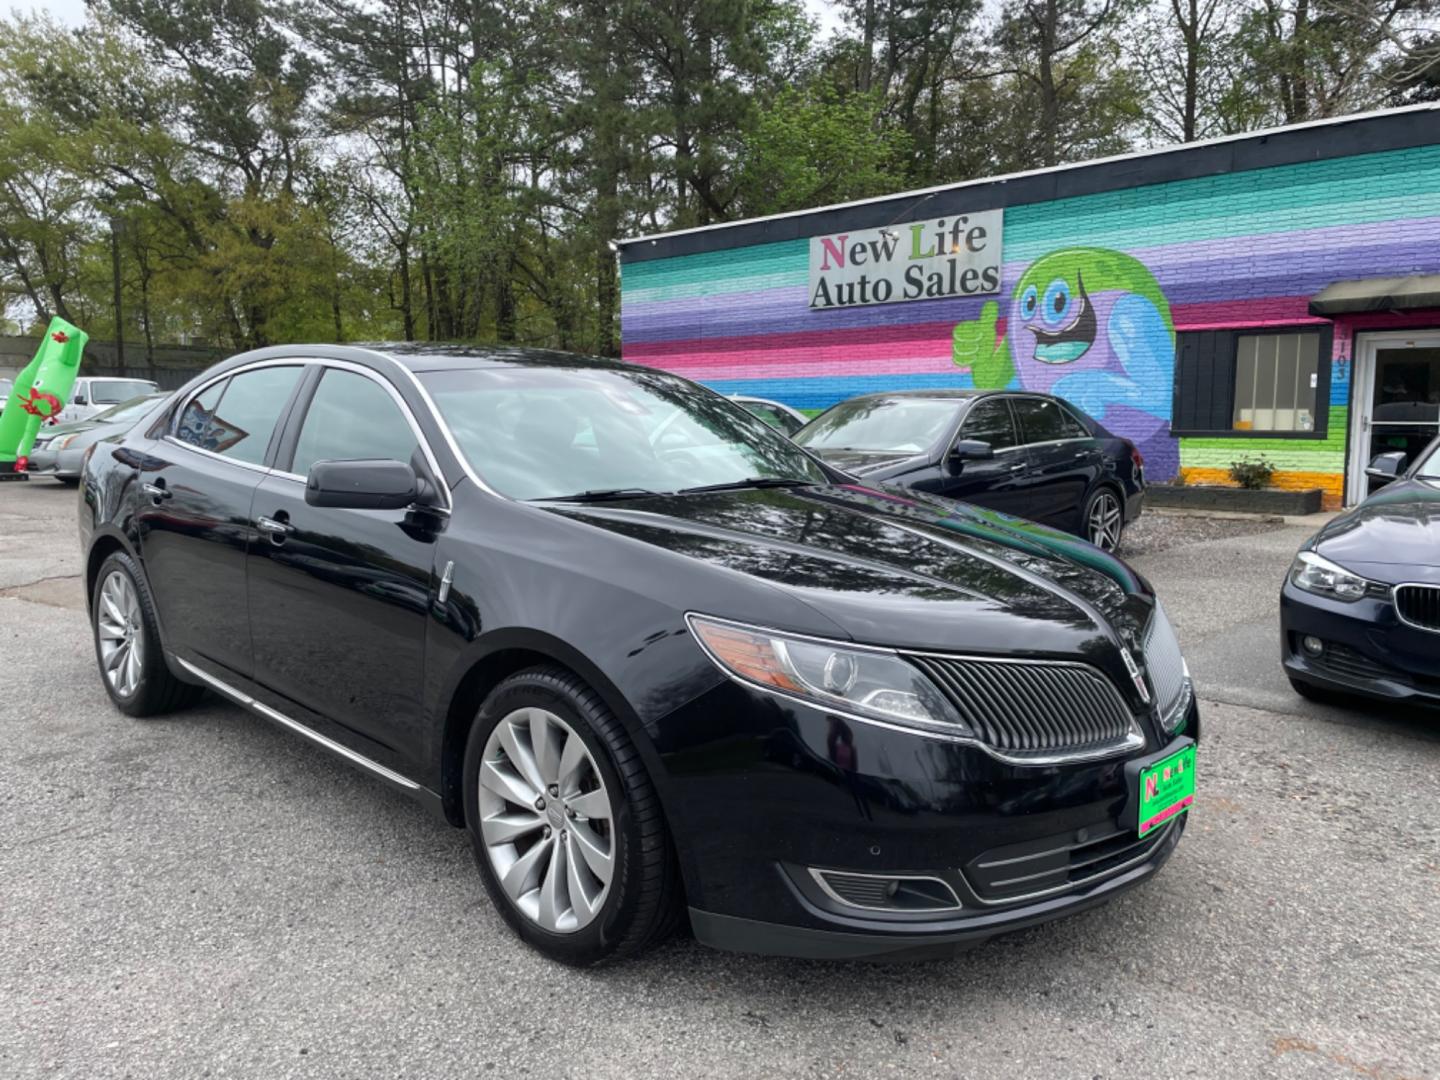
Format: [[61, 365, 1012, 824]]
[[91, 551, 204, 716], [463, 666, 681, 965], [1084, 486, 1125, 552]]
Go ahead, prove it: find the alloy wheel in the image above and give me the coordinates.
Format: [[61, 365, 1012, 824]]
[[1088, 491, 1123, 551], [478, 707, 616, 933], [96, 570, 144, 697]]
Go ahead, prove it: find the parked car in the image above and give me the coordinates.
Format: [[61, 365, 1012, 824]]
[[1281, 435, 1440, 708], [81, 345, 1196, 964], [730, 394, 809, 436], [0, 376, 11, 416], [793, 389, 1146, 552], [27, 392, 170, 483], [54, 376, 159, 424]]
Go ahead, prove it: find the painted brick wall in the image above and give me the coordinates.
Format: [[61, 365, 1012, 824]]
[[621, 143, 1440, 508]]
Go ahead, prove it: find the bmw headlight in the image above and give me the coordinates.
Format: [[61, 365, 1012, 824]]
[[687, 614, 970, 736], [1289, 551, 1372, 602]]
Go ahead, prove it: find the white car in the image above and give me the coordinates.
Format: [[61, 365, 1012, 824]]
[[53, 376, 160, 424]]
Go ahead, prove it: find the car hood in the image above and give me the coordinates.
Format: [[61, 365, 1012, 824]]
[[37, 418, 103, 439], [543, 483, 1156, 659], [806, 448, 926, 476], [1314, 477, 1440, 581]]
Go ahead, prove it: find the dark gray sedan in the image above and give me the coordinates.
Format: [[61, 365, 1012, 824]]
[[27, 393, 170, 482]]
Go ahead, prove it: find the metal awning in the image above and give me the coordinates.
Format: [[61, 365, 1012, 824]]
[[1309, 274, 1440, 315]]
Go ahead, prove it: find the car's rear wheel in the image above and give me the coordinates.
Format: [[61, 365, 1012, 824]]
[[91, 551, 204, 716], [1084, 487, 1125, 552], [463, 666, 681, 965]]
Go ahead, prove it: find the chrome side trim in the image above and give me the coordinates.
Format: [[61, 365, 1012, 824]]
[[807, 867, 963, 913], [173, 656, 421, 791], [437, 559, 455, 604], [961, 819, 1177, 907]]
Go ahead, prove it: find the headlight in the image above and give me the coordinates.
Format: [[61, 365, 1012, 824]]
[[54, 433, 80, 449], [1289, 551, 1371, 601], [687, 614, 971, 736]]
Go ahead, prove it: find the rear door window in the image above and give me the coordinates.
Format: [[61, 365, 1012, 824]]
[[1011, 397, 1076, 445], [958, 398, 1019, 450], [175, 366, 302, 466]]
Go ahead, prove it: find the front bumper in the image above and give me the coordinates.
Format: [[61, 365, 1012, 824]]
[[656, 680, 1198, 960], [23, 446, 81, 478], [1280, 581, 1440, 706]]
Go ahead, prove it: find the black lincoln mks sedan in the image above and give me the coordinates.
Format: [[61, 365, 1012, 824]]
[[80, 345, 1197, 964], [1281, 436, 1440, 708], [792, 389, 1146, 553]]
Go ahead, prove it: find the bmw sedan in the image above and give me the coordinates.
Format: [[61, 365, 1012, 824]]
[[27, 392, 170, 483], [793, 390, 1145, 552], [80, 345, 1197, 964], [1281, 436, 1440, 707]]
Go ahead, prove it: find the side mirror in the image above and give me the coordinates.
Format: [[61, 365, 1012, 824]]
[[71, 393, 87, 406], [1364, 450, 1407, 487], [949, 439, 995, 463], [306, 458, 420, 510]]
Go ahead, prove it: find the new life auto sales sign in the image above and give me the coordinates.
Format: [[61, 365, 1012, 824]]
[[808, 210, 1004, 309]]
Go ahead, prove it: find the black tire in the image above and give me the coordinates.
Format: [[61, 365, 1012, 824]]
[[91, 550, 205, 717], [1288, 675, 1342, 705], [1083, 485, 1126, 553], [462, 666, 682, 965]]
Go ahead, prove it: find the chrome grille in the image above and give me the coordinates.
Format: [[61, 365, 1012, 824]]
[[1143, 604, 1188, 724], [1396, 585, 1440, 633], [905, 654, 1139, 761]]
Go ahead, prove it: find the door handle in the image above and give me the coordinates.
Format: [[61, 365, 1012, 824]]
[[256, 515, 293, 536], [1009, 461, 1027, 472], [141, 481, 171, 501]]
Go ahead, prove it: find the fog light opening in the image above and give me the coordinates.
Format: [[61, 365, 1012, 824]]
[[1302, 635, 1325, 657]]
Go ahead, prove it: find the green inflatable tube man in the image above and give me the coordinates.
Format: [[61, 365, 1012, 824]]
[[0, 317, 89, 480]]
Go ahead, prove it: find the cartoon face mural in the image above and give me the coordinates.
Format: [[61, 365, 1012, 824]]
[[953, 248, 1179, 481]]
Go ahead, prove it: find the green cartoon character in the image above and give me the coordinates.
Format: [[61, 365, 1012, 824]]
[[952, 247, 1178, 479]]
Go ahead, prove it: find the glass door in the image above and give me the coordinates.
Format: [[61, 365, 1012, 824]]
[[1349, 334, 1440, 503]]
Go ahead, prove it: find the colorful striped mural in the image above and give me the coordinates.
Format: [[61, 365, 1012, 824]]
[[620, 140, 1440, 509]]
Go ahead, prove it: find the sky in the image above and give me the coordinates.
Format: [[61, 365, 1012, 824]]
[[27, 0, 846, 32]]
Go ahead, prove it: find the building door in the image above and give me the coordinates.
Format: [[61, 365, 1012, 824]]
[[1348, 331, 1440, 505]]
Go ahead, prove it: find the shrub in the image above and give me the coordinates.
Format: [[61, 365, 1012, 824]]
[[1228, 455, 1275, 490]]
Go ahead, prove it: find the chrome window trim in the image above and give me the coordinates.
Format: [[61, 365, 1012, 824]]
[[960, 818, 1177, 907], [685, 611, 1145, 766], [165, 354, 454, 512], [1393, 582, 1440, 635], [173, 656, 421, 791], [807, 867, 963, 913], [163, 358, 309, 476]]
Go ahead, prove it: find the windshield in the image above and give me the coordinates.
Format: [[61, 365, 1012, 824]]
[[92, 394, 165, 424], [89, 379, 158, 405], [794, 397, 958, 454], [419, 365, 828, 501]]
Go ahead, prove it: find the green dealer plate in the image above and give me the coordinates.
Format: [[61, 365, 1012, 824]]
[[1137, 744, 1196, 838]]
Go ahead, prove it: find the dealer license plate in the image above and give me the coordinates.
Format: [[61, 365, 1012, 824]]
[[1137, 744, 1196, 838]]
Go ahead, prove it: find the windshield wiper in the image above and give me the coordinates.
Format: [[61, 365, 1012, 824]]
[[674, 477, 815, 495], [534, 487, 661, 503]]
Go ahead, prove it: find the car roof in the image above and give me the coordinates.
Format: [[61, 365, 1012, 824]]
[[360, 343, 635, 374], [830, 389, 1056, 404]]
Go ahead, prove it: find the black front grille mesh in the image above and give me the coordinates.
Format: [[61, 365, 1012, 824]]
[[906, 654, 1136, 758], [1311, 642, 1393, 683], [1396, 585, 1440, 633]]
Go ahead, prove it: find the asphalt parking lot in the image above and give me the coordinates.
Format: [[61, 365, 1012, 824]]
[[2, 480, 1437, 1080]]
